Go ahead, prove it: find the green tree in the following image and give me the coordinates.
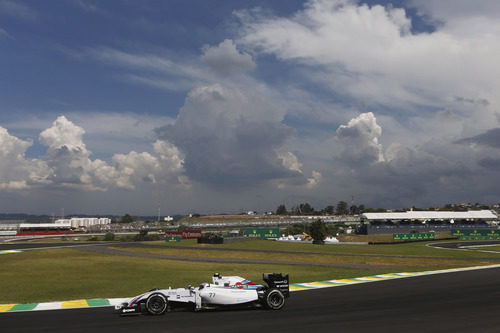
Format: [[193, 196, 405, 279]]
[[336, 201, 348, 215], [309, 219, 327, 245], [324, 205, 335, 215], [299, 203, 315, 215], [442, 203, 452, 210], [120, 214, 134, 224], [349, 205, 358, 215], [358, 204, 365, 213], [287, 223, 306, 235], [276, 204, 288, 215]]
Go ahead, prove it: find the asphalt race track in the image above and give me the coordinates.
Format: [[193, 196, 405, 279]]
[[2, 267, 500, 333], [429, 240, 500, 249]]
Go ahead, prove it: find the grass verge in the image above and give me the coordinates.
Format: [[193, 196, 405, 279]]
[[108, 246, 490, 268], [147, 239, 500, 258], [1, 239, 498, 304], [0, 247, 422, 304]]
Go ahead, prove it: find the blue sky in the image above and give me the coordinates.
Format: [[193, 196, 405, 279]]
[[1, 0, 500, 215], [2, 1, 304, 120]]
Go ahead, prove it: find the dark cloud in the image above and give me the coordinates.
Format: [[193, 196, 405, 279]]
[[159, 120, 300, 186], [44, 145, 85, 184], [455, 128, 500, 148], [156, 84, 305, 187], [351, 145, 472, 208], [479, 157, 500, 170], [454, 96, 489, 106]]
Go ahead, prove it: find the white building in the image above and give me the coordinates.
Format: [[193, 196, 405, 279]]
[[55, 217, 111, 228], [361, 210, 498, 222]]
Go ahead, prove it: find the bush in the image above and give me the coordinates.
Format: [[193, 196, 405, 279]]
[[103, 232, 115, 241], [134, 230, 149, 241], [119, 235, 135, 242]]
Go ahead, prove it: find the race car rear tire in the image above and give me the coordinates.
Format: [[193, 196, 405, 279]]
[[146, 293, 168, 315], [263, 288, 285, 310]]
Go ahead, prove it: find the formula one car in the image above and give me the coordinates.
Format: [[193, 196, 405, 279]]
[[116, 273, 289, 315]]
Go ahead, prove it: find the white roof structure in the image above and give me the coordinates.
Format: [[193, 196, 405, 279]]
[[19, 223, 72, 228], [362, 210, 497, 221]]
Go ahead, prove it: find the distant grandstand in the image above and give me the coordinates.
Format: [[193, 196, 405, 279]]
[[358, 210, 498, 234]]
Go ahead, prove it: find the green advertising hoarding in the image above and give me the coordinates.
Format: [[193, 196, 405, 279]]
[[245, 228, 280, 239], [451, 229, 500, 240], [393, 233, 435, 241], [165, 235, 181, 242]]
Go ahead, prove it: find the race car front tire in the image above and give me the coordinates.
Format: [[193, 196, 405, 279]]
[[145, 293, 168, 315], [263, 288, 285, 310]]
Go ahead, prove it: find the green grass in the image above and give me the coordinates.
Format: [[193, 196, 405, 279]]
[[1, 239, 499, 304], [148, 239, 500, 258], [0, 248, 417, 304], [110, 246, 489, 268]]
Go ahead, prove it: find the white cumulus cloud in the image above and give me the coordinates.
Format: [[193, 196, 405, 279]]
[[201, 39, 256, 76], [0, 115, 187, 192], [238, 0, 500, 117], [111, 140, 185, 190], [336, 112, 384, 166], [0, 127, 50, 190]]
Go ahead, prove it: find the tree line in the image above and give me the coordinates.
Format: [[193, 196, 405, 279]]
[[275, 202, 387, 216]]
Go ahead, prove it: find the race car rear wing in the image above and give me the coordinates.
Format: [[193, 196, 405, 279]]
[[263, 273, 289, 297]]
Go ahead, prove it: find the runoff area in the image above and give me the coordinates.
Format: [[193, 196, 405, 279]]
[[2, 234, 500, 305]]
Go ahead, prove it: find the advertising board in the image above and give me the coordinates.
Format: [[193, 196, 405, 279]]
[[450, 229, 500, 240], [393, 232, 435, 241], [165, 235, 181, 242], [165, 230, 202, 239], [245, 228, 279, 239]]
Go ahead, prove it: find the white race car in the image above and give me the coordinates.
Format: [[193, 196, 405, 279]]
[[116, 273, 289, 315]]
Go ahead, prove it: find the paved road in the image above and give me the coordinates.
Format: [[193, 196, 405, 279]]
[[2, 267, 500, 333]]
